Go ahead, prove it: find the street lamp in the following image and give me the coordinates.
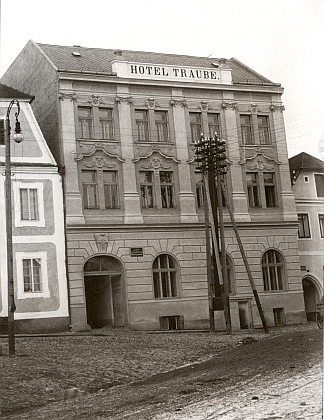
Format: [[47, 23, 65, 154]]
[[4, 99, 24, 356]]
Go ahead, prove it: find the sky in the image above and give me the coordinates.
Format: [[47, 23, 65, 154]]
[[1, 0, 323, 159]]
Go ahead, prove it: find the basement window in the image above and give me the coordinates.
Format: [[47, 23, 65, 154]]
[[273, 308, 285, 326], [160, 315, 184, 331]]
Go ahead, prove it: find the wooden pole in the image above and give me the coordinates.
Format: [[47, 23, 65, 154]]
[[221, 183, 269, 334], [202, 174, 215, 332]]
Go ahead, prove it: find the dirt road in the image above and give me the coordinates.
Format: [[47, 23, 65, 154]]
[[2, 327, 321, 420]]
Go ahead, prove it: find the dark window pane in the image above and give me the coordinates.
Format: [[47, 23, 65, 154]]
[[315, 174, 324, 197]]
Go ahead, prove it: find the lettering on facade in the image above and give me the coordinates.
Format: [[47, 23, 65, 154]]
[[129, 65, 221, 81]]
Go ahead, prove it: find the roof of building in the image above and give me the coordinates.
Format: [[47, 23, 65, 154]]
[[289, 152, 324, 173], [0, 83, 34, 101], [36, 42, 275, 85]]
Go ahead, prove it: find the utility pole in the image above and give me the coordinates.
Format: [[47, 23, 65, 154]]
[[195, 135, 231, 334]]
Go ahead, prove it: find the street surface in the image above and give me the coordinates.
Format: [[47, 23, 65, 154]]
[[0, 325, 322, 419]]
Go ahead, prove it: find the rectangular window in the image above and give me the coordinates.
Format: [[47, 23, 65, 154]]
[[82, 170, 98, 209], [0, 119, 5, 145], [319, 214, 324, 238], [99, 108, 114, 139], [240, 115, 254, 144], [208, 113, 221, 138], [264, 172, 277, 207], [155, 111, 169, 142], [195, 172, 204, 208], [246, 173, 260, 207], [135, 110, 149, 141], [258, 116, 271, 145], [160, 316, 184, 330], [140, 171, 154, 208], [23, 258, 42, 292], [189, 113, 202, 143], [160, 172, 174, 208], [298, 214, 311, 238], [273, 308, 285, 326], [20, 188, 39, 220], [103, 171, 119, 209], [315, 174, 324, 197], [78, 107, 93, 138]]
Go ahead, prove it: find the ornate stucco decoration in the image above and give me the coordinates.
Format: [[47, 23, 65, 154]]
[[88, 95, 103, 106], [83, 156, 116, 169], [249, 103, 259, 114], [270, 105, 285, 112], [133, 149, 180, 176], [115, 96, 133, 104], [95, 233, 109, 253], [170, 99, 187, 107], [198, 101, 210, 111], [58, 92, 76, 101], [222, 102, 237, 110], [146, 98, 156, 109], [239, 152, 281, 171], [74, 145, 125, 164]]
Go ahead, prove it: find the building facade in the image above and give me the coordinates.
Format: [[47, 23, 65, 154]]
[[1, 41, 306, 331], [289, 152, 324, 320], [0, 83, 69, 333]]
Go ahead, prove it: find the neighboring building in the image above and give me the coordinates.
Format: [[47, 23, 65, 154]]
[[0, 83, 69, 333], [1, 40, 306, 331], [289, 152, 324, 320]]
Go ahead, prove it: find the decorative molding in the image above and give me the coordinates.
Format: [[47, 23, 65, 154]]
[[83, 156, 116, 169], [146, 98, 156, 109], [222, 102, 237, 110], [74, 145, 125, 163], [270, 104, 285, 113], [115, 96, 133, 104], [239, 151, 281, 171], [133, 148, 181, 165], [198, 101, 209, 111], [170, 99, 187, 107], [58, 92, 76, 101], [249, 103, 259, 114], [95, 233, 109, 253], [88, 95, 103, 106]]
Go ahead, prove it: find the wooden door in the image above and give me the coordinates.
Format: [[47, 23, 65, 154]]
[[111, 275, 123, 327]]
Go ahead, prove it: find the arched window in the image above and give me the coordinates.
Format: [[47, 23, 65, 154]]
[[153, 254, 178, 299], [262, 250, 285, 291]]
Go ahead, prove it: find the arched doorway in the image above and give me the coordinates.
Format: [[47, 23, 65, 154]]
[[84, 256, 124, 329], [302, 277, 319, 321]]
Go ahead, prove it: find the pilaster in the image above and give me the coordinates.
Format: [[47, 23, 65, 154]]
[[171, 89, 198, 223], [59, 91, 85, 224], [116, 87, 143, 224], [222, 95, 250, 222]]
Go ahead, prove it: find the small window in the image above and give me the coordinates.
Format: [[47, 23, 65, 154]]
[[99, 108, 114, 139], [160, 315, 184, 330], [263, 172, 277, 207], [189, 112, 202, 143], [23, 258, 42, 292], [246, 173, 260, 207], [208, 113, 221, 138], [298, 214, 311, 238], [262, 250, 285, 292], [240, 115, 254, 145], [0, 119, 5, 145], [20, 188, 39, 221], [135, 110, 149, 142], [258, 116, 271, 145], [78, 107, 93, 138], [273, 308, 285, 326], [304, 176, 309, 183], [195, 172, 204, 208], [155, 111, 169, 142], [319, 214, 324, 238], [153, 254, 178, 299], [82, 170, 98, 209], [160, 172, 174, 208], [140, 171, 154, 208], [315, 174, 324, 197]]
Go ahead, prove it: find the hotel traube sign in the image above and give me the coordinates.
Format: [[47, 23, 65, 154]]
[[112, 60, 232, 84]]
